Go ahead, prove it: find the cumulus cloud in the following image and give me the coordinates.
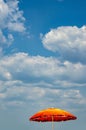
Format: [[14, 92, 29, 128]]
[[0, 52, 86, 109], [42, 26, 86, 63], [0, 80, 85, 109], [0, 0, 25, 32], [0, 30, 14, 46], [1, 52, 86, 83], [0, 30, 7, 44], [0, 0, 26, 54]]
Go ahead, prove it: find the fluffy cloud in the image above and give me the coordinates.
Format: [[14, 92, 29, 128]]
[[0, 0, 25, 32], [0, 0, 9, 27], [0, 80, 85, 110], [0, 52, 86, 109], [1, 52, 86, 83], [0, 30, 14, 46], [42, 26, 86, 63], [0, 0, 26, 54]]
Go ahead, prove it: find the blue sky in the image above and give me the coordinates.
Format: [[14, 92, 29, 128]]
[[0, 0, 86, 130]]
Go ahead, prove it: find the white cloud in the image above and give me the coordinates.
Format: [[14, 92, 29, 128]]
[[0, 30, 7, 44], [0, 0, 25, 32], [6, 0, 26, 32], [0, 52, 86, 84], [0, 52, 86, 109], [0, 0, 9, 28], [8, 22, 25, 32], [0, 80, 85, 110], [0, 29, 14, 54], [0, 29, 14, 46], [42, 26, 86, 63], [0, 0, 26, 55]]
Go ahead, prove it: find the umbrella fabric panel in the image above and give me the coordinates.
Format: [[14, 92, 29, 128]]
[[29, 108, 77, 122]]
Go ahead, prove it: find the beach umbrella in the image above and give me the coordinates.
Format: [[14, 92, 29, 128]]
[[29, 107, 77, 130]]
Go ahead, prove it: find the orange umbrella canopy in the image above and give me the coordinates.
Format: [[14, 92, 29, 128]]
[[29, 108, 77, 122]]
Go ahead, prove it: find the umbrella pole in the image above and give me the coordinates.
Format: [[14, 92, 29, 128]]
[[52, 116, 54, 130]]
